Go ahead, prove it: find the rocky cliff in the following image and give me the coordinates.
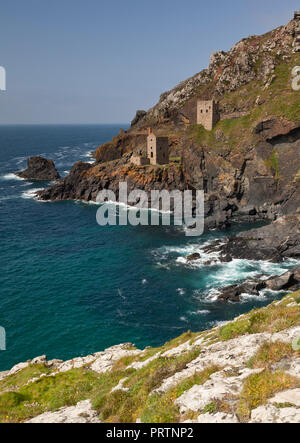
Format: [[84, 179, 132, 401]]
[[0, 292, 299, 423], [37, 16, 300, 232]]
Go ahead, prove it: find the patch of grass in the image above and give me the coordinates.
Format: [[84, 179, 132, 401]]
[[162, 331, 197, 349], [112, 355, 139, 372], [140, 393, 180, 423], [202, 402, 218, 414], [169, 157, 181, 164], [180, 410, 200, 422], [0, 368, 127, 423], [247, 341, 297, 369], [264, 150, 280, 179], [141, 366, 219, 423], [0, 364, 51, 393], [218, 319, 251, 340], [133, 331, 200, 365], [200, 399, 233, 415], [275, 402, 295, 409], [237, 370, 300, 421], [94, 348, 202, 423], [218, 298, 300, 341]]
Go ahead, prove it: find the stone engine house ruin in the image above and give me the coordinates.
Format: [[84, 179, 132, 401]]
[[131, 128, 169, 166], [147, 128, 169, 165], [196, 99, 219, 131]]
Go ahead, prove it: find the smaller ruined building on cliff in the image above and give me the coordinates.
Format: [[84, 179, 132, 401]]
[[131, 128, 169, 166], [196, 99, 219, 131]]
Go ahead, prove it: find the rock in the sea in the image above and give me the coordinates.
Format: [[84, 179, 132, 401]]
[[217, 265, 300, 302], [265, 271, 295, 291], [17, 156, 60, 181], [186, 253, 201, 262], [217, 280, 266, 303]]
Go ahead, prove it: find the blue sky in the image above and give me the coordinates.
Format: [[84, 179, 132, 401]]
[[0, 0, 298, 124]]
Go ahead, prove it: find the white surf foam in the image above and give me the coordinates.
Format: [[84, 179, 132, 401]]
[[239, 292, 267, 302], [1, 173, 25, 181], [21, 188, 44, 200], [188, 310, 210, 316]]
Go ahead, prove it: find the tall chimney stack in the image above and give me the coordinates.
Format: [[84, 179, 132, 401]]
[[147, 127, 152, 136]]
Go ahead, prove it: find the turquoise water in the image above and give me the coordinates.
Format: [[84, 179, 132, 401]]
[[0, 125, 298, 371]]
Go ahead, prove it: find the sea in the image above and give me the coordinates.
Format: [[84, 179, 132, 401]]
[[0, 124, 298, 371]]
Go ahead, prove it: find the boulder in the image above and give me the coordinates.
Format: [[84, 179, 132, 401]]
[[31, 355, 47, 365], [217, 265, 300, 302], [266, 265, 300, 291], [17, 157, 60, 181], [26, 400, 100, 423], [217, 280, 266, 302], [186, 253, 201, 262], [265, 271, 294, 291], [250, 404, 300, 423]]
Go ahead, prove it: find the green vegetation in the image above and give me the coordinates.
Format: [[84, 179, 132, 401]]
[[190, 53, 300, 154], [169, 157, 181, 164], [218, 292, 300, 341], [0, 364, 51, 392], [247, 341, 297, 369], [237, 370, 300, 421], [264, 150, 280, 179], [0, 369, 127, 423], [93, 347, 202, 423], [0, 292, 299, 423], [141, 366, 220, 423]]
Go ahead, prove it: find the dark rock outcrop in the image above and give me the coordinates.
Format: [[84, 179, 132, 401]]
[[131, 110, 147, 127], [217, 265, 300, 302], [217, 280, 266, 303], [211, 215, 300, 263], [17, 157, 60, 181], [186, 253, 201, 262]]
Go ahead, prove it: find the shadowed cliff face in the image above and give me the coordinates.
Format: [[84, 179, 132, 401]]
[[38, 17, 300, 229]]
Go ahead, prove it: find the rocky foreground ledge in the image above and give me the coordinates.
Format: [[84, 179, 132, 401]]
[[0, 292, 299, 423]]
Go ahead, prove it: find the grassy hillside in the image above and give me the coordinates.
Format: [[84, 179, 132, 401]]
[[0, 291, 299, 423]]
